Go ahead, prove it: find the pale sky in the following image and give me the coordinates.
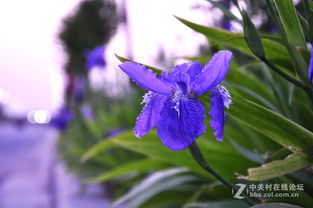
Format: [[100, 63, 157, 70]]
[[0, 0, 78, 115], [0, 0, 218, 116]]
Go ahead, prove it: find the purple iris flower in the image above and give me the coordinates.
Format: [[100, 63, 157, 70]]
[[50, 107, 73, 130], [118, 50, 233, 151], [309, 48, 313, 84], [85, 46, 106, 70]]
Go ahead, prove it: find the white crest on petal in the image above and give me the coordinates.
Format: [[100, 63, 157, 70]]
[[141, 91, 156, 104], [217, 85, 232, 109], [172, 90, 190, 117], [172, 91, 182, 116]]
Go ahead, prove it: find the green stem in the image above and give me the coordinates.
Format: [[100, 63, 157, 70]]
[[304, 85, 313, 105], [262, 57, 313, 104], [260, 57, 306, 89], [188, 142, 256, 206]]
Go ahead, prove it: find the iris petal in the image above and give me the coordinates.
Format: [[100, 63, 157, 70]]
[[217, 85, 232, 108], [309, 48, 313, 84], [170, 61, 202, 84], [119, 62, 172, 95], [192, 50, 232, 95], [134, 92, 167, 138], [209, 86, 231, 142], [156, 97, 206, 151], [172, 71, 190, 94]]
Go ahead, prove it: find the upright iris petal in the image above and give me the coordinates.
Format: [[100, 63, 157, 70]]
[[309, 48, 313, 84], [172, 71, 191, 94], [192, 50, 233, 95], [170, 61, 202, 84], [118, 50, 232, 151], [85, 46, 106, 70]]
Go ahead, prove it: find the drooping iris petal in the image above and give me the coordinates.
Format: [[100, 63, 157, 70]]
[[134, 92, 167, 138], [85, 46, 106, 70], [156, 97, 206, 151], [209, 86, 232, 142], [170, 61, 202, 84], [192, 50, 233, 95], [309, 48, 313, 84], [119, 62, 172, 95]]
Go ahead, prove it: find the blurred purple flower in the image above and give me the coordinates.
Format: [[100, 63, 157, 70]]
[[221, 0, 231, 30], [118, 50, 233, 151], [73, 76, 86, 102], [81, 105, 94, 119], [85, 46, 106, 70], [103, 128, 125, 138], [50, 107, 73, 130], [222, 19, 231, 30], [309, 48, 313, 84]]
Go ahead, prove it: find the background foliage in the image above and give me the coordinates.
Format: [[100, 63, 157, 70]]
[[57, 0, 313, 207]]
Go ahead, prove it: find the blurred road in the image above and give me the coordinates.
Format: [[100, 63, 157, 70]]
[[0, 123, 108, 208]]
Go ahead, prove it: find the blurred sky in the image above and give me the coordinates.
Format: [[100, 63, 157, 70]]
[[0, 0, 77, 115], [0, 0, 219, 116]]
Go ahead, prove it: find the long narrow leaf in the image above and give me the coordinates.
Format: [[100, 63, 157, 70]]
[[239, 146, 313, 181], [228, 93, 313, 151]]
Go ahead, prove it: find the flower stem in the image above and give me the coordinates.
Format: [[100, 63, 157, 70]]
[[304, 85, 313, 106], [260, 57, 306, 89], [188, 142, 256, 206], [259, 57, 313, 105]]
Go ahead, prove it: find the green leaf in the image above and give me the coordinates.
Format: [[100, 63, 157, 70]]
[[80, 139, 115, 162], [304, 0, 313, 42], [111, 168, 193, 208], [297, 12, 310, 42], [124, 175, 198, 208], [228, 93, 313, 151], [184, 200, 249, 208], [273, 0, 306, 48], [241, 9, 265, 58], [239, 146, 313, 181], [250, 203, 302, 208], [86, 130, 256, 179], [310, 1, 313, 10], [230, 139, 264, 164], [265, 0, 308, 79], [86, 158, 170, 183], [175, 17, 295, 77]]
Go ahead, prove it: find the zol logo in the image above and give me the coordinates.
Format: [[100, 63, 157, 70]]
[[232, 183, 247, 199]]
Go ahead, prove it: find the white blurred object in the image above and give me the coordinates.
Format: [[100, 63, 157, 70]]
[[27, 110, 51, 124], [0, 88, 26, 117]]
